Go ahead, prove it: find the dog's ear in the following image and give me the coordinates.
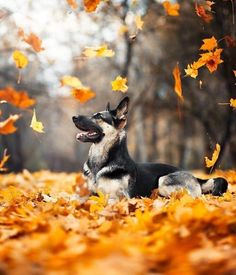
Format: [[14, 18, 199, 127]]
[[106, 102, 111, 111], [114, 97, 129, 128]]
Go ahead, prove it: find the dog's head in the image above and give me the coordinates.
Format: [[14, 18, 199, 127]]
[[72, 97, 129, 143]]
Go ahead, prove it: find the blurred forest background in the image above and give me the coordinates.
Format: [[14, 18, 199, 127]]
[[0, 0, 235, 172]]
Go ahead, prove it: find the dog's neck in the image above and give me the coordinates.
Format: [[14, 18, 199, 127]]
[[88, 130, 130, 170]]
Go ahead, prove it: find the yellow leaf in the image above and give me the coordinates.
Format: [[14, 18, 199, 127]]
[[0, 149, 10, 171], [89, 190, 107, 213], [12, 50, 28, 69], [83, 44, 114, 58], [199, 48, 223, 73], [118, 24, 129, 36], [111, 76, 128, 93], [163, 1, 180, 16], [172, 64, 183, 101], [205, 143, 221, 168], [230, 98, 236, 108], [71, 87, 96, 103], [200, 36, 218, 51], [60, 76, 83, 89], [30, 109, 44, 133], [135, 15, 144, 30]]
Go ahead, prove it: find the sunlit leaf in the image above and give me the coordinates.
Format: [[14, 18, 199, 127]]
[[205, 143, 221, 168], [89, 190, 107, 213], [71, 87, 96, 103], [230, 98, 236, 108], [199, 48, 223, 73], [12, 50, 28, 69], [0, 86, 35, 109], [30, 109, 44, 133], [195, 2, 214, 23], [18, 28, 44, 52], [135, 15, 144, 30], [0, 149, 10, 172], [163, 1, 180, 16], [200, 36, 218, 51], [67, 0, 78, 9], [172, 64, 183, 101], [0, 114, 19, 135], [83, 44, 114, 58], [60, 75, 83, 89], [83, 0, 101, 12], [111, 76, 128, 93]]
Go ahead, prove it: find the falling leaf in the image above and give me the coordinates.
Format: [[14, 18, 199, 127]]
[[0, 114, 19, 135], [205, 143, 221, 168], [12, 50, 28, 69], [163, 1, 180, 16], [71, 87, 96, 103], [200, 36, 218, 51], [230, 98, 236, 108], [83, 0, 101, 12], [30, 109, 44, 133], [199, 48, 223, 73], [0, 86, 35, 109], [18, 28, 44, 52], [184, 61, 205, 79], [172, 64, 183, 101], [111, 76, 128, 93], [135, 15, 144, 30], [67, 0, 78, 9], [0, 149, 10, 171], [60, 76, 83, 89], [83, 44, 114, 58], [195, 2, 213, 23]]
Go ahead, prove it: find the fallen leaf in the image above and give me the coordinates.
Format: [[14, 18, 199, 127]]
[[135, 15, 144, 30], [0, 149, 10, 171], [205, 143, 221, 168], [172, 64, 183, 101], [0, 114, 19, 135], [18, 28, 44, 52], [12, 50, 28, 69], [83, 0, 101, 12], [60, 76, 83, 89], [71, 87, 96, 103], [83, 44, 114, 58], [0, 86, 35, 109], [67, 0, 78, 9], [89, 190, 107, 213], [111, 76, 128, 93], [200, 36, 218, 51], [30, 109, 44, 133], [163, 1, 180, 16]]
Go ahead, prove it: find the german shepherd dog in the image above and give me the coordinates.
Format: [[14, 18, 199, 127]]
[[72, 97, 228, 202]]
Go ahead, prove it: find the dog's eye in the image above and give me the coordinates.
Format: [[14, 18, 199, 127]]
[[92, 113, 102, 119]]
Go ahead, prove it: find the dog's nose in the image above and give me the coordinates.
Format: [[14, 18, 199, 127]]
[[72, 116, 78, 122]]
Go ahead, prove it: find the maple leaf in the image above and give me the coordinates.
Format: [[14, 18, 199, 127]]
[[0, 149, 10, 172], [0, 86, 35, 109], [67, 0, 78, 10], [184, 61, 205, 79], [135, 15, 144, 30], [0, 114, 19, 135], [230, 98, 236, 108], [172, 64, 183, 101], [195, 2, 213, 23], [89, 190, 107, 213], [205, 143, 221, 168], [18, 28, 44, 52], [71, 87, 96, 103], [199, 48, 223, 73], [111, 76, 128, 93], [200, 36, 218, 51], [60, 75, 83, 89], [83, 0, 101, 12], [83, 44, 114, 58], [163, 1, 180, 16], [12, 50, 28, 69], [30, 109, 44, 133]]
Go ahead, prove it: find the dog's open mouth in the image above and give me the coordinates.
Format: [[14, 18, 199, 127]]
[[76, 130, 99, 140]]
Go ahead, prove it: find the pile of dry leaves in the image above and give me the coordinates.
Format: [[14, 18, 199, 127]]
[[0, 170, 236, 274]]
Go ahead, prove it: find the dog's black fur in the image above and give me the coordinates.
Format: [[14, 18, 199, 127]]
[[72, 97, 228, 202]]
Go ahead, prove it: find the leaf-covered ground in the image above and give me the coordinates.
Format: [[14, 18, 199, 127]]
[[0, 170, 236, 275]]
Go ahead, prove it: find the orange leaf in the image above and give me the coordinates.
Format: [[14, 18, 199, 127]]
[[172, 64, 183, 101], [163, 1, 180, 16], [195, 3, 213, 23], [0, 149, 10, 171], [0, 114, 20, 135], [0, 86, 35, 109], [199, 48, 223, 73], [205, 143, 221, 168], [19, 28, 44, 52], [83, 0, 101, 12], [230, 98, 236, 108], [71, 87, 96, 103], [200, 36, 218, 51], [67, 0, 78, 9]]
